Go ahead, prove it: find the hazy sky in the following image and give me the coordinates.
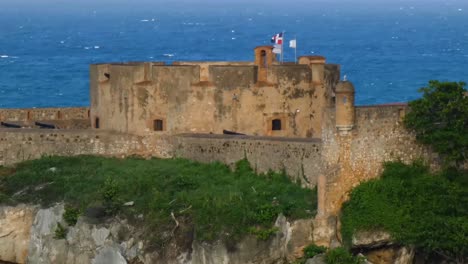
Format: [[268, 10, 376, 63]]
[[2, 0, 467, 12]]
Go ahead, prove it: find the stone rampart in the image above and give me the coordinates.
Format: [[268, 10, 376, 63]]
[[0, 129, 156, 166], [321, 104, 437, 215], [0, 107, 89, 122], [0, 130, 324, 190], [173, 134, 323, 188]]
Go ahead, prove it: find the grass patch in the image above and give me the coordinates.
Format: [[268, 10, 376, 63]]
[[341, 161, 468, 262], [0, 155, 316, 246]]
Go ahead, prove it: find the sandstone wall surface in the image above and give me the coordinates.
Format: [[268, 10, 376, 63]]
[[90, 60, 339, 139], [321, 105, 437, 214], [173, 134, 323, 188], [0, 107, 89, 122], [0, 129, 162, 166], [0, 129, 324, 190]]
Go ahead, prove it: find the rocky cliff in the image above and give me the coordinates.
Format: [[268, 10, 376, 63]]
[[0, 204, 314, 264]]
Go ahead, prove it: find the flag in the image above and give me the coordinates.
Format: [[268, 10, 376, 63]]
[[271, 33, 283, 45], [289, 39, 296, 48], [272, 44, 282, 54]]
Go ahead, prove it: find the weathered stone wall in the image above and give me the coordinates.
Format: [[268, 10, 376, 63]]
[[321, 105, 437, 215], [0, 129, 172, 166], [173, 134, 323, 188], [0, 129, 324, 190], [0, 107, 89, 122], [90, 55, 340, 139]]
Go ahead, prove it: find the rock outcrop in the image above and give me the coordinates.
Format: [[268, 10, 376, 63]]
[[0, 204, 315, 264], [0, 205, 37, 264], [352, 230, 414, 264]]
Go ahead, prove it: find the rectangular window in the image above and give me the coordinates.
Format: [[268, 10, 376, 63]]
[[95, 117, 100, 129], [153, 119, 164, 131], [272, 119, 282, 131]]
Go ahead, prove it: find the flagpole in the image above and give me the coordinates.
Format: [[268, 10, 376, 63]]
[[281, 31, 284, 64], [294, 35, 297, 64]]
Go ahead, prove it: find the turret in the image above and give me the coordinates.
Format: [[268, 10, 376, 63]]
[[254, 46, 275, 83], [335, 81, 355, 133]]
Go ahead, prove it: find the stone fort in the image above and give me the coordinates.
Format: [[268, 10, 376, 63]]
[[0, 46, 436, 246]]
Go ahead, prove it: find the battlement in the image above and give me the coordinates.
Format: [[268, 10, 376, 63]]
[[92, 62, 319, 88], [0, 107, 90, 129]]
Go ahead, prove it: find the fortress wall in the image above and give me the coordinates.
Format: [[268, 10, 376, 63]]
[[324, 64, 341, 106], [106, 65, 136, 133], [321, 104, 437, 214], [173, 62, 254, 66], [173, 134, 323, 188], [210, 65, 257, 90], [0, 127, 324, 188], [267, 65, 311, 84], [0, 129, 173, 166], [142, 65, 201, 134], [90, 61, 337, 139], [0, 107, 89, 122]]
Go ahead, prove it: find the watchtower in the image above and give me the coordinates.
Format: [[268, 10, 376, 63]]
[[254, 46, 275, 83], [335, 81, 355, 134]]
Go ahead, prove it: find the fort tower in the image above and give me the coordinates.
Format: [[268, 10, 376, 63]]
[[335, 80, 356, 134]]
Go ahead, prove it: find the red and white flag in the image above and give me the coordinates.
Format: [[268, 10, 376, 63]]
[[271, 33, 283, 45]]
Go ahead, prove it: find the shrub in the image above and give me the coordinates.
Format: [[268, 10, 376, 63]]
[[101, 177, 120, 215], [404, 80, 468, 166], [341, 162, 468, 263], [63, 205, 81, 226], [248, 227, 279, 240], [325, 247, 364, 264], [303, 244, 327, 259], [54, 223, 67, 239]]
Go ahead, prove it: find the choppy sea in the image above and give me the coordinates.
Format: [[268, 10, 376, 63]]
[[0, 0, 467, 107]]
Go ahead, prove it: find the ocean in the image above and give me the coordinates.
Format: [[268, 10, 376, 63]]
[[0, 0, 467, 108]]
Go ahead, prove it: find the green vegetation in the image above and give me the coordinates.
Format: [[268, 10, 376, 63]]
[[341, 162, 468, 263], [248, 226, 279, 241], [293, 243, 327, 264], [54, 223, 67, 239], [404, 81, 468, 166], [325, 247, 364, 264], [101, 177, 121, 215], [63, 205, 81, 226], [0, 156, 316, 246], [294, 244, 363, 264], [303, 244, 327, 259]]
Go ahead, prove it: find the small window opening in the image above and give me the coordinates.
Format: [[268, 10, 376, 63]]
[[398, 109, 405, 121], [261, 50, 267, 68], [153, 119, 164, 131], [272, 119, 282, 131], [343, 96, 347, 104], [95, 117, 100, 129], [104, 73, 110, 79]]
